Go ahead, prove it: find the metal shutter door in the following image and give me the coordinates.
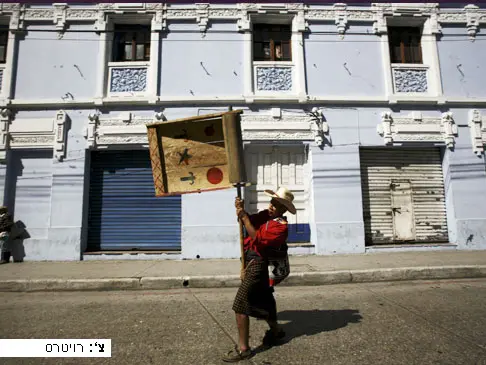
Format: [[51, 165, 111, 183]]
[[360, 148, 448, 245], [245, 145, 310, 243], [87, 150, 181, 251]]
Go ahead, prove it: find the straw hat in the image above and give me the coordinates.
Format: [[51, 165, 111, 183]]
[[264, 187, 296, 215]]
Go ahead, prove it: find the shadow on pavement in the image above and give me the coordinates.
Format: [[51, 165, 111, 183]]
[[254, 309, 363, 354]]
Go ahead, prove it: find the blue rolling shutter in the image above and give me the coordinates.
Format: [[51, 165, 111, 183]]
[[87, 150, 181, 251]]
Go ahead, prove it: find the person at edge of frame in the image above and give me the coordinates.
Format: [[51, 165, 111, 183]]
[[0, 206, 14, 264], [222, 187, 296, 363]]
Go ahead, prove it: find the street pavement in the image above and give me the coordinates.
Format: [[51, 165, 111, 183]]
[[1, 279, 486, 364]]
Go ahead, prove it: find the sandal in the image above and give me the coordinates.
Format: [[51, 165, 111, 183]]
[[262, 329, 286, 346], [222, 345, 254, 363]]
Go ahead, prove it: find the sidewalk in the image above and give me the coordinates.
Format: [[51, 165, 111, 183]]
[[1, 250, 486, 292]]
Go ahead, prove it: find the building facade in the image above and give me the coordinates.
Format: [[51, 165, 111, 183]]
[[1, 2, 486, 261]]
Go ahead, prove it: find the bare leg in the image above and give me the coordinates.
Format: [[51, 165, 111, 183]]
[[236, 313, 250, 351]]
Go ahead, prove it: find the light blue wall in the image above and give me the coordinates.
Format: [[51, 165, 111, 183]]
[[160, 22, 244, 97], [181, 188, 240, 259], [437, 25, 486, 99], [311, 108, 368, 254], [5, 109, 90, 261], [442, 108, 486, 249], [15, 24, 99, 100], [305, 23, 385, 97]]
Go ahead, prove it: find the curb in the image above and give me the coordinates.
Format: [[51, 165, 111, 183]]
[[1, 265, 486, 292]]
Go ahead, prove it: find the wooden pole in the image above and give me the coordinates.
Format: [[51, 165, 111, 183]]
[[237, 184, 245, 280], [227, 105, 245, 280]]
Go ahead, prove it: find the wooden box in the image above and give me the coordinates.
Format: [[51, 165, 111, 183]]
[[146, 110, 247, 196]]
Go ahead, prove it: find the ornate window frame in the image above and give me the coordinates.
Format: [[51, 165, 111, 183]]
[[238, 4, 308, 103], [94, 4, 165, 105], [373, 3, 443, 103], [0, 109, 69, 163]]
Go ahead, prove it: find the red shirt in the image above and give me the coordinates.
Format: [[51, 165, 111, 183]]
[[243, 210, 288, 258]]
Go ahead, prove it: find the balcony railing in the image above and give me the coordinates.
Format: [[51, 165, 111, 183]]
[[391, 63, 429, 94], [107, 61, 149, 96], [253, 62, 294, 94]]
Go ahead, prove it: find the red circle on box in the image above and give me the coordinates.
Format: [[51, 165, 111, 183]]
[[207, 167, 223, 185]]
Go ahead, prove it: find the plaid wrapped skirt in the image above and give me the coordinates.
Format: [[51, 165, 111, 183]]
[[232, 257, 277, 321]]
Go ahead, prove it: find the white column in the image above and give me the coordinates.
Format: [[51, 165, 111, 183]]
[[148, 16, 162, 104], [422, 18, 443, 98], [94, 17, 109, 105], [242, 30, 253, 102], [379, 33, 394, 100], [1, 17, 21, 103], [293, 11, 307, 102]]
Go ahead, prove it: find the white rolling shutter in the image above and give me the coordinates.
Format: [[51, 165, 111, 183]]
[[360, 148, 448, 245], [244, 145, 310, 243]]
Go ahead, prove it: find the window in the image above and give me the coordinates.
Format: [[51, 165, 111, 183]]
[[112, 24, 151, 62], [0, 27, 8, 64], [388, 26, 423, 64], [253, 24, 292, 62]]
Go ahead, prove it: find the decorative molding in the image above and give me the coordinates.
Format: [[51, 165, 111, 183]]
[[2, 3, 482, 36], [241, 113, 315, 142], [333, 3, 348, 38], [255, 67, 293, 92], [97, 135, 148, 145], [7, 110, 69, 161], [0, 3, 21, 12], [196, 3, 210, 35], [242, 130, 313, 141], [308, 107, 330, 147], [10, 135, 54, 145], [54, 110, 68, 161], [439, 5, 485, 40], [8, 7, 25, 33], [237, 3, 307, 32], [109, 67, 148, 93], [372, 3, 442, 35], [441, 112, 456, 148], [377, 111, 457, 148], [0, 108, 12, 163], [208, 8, 240, 18], [392, 68, 428, 93], [465, 5, 480, 41], [241, 114, 310, 124], [84, 113, 155, 147], [151, 5, 167, 32], [469, 109, 486, 156], [306, 9, 334, 21], [85, 112, 99, 148], [53, 3, 68, 39]]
